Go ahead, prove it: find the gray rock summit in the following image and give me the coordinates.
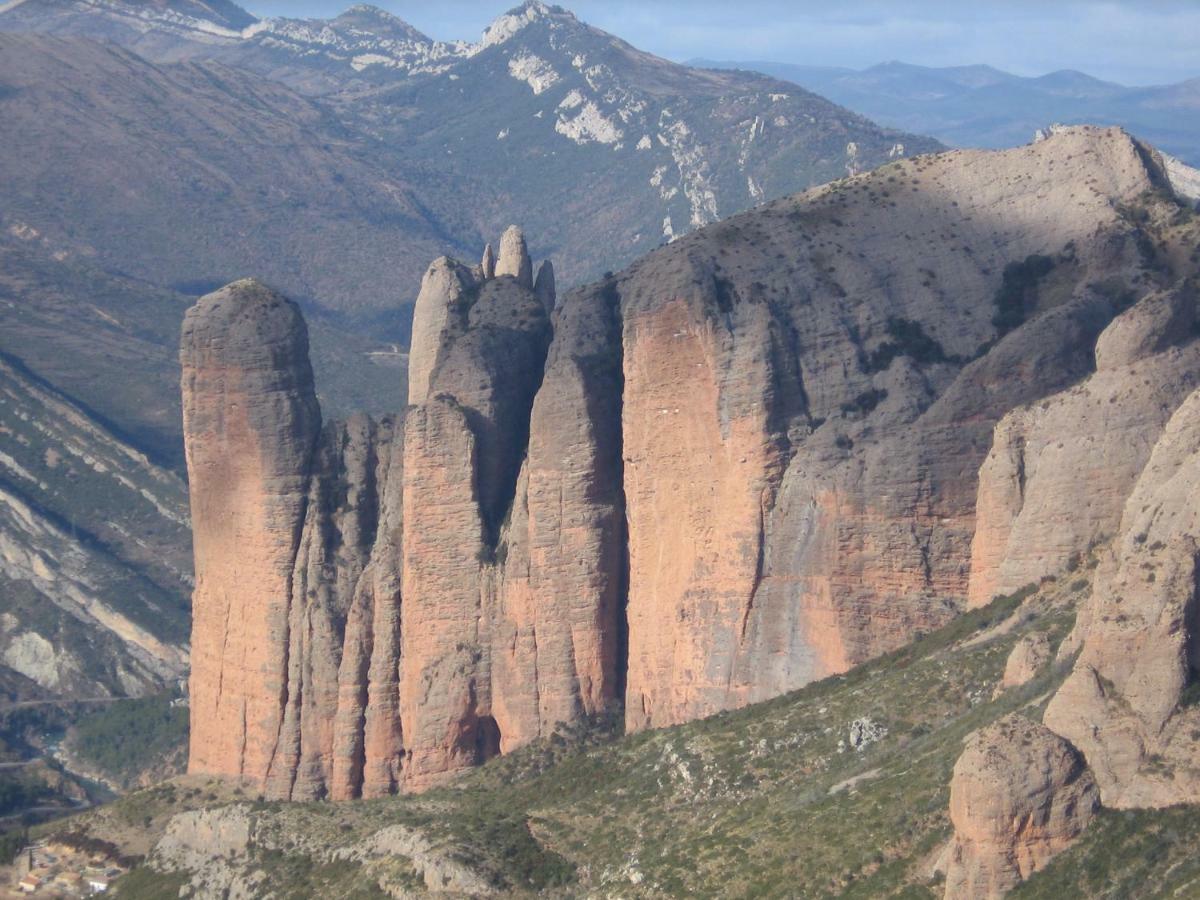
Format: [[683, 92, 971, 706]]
[[495, 225, 534, 289]]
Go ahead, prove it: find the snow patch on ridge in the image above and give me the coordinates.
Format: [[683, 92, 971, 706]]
[[556, 95, 624, 145], [508, 52, 560, 95]]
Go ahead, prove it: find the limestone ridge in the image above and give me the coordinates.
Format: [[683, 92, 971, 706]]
[[184, 129, 1200, 803], [941, 260, 1200, 884]]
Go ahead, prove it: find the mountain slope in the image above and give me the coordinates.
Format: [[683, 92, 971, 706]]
[[0, 3, 943, 323], [0, 32, 462, 332], [0, 353, 191, 699], [30, 578, 1091, 897], [694, 59, 1200, 165], [0, 0, 256, 59], [349, 2, 934, 278]]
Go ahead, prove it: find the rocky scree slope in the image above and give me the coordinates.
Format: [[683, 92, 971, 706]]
[[0, 354, 190, 699], [180, 127, 1200, 806]]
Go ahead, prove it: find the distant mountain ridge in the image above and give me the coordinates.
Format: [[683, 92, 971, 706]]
[[0, 2, 940, 328], [0, 2, 937, 708], [691, 58, 1200, 165]]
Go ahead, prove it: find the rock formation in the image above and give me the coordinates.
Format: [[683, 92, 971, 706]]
[[968, 284, 1200, 606], [942, 230, 1200, 890], [534, 259, 556, 311], [941, 715, 1098, 899], [182, 279, 323, 788], [1043, 379, 1200, 808], [406, 257, 477, 406], [962, 276, 1200, 812], [481, 242, 496, 280], [185, 127, 1200, 799], [996, 633, 1051, 694], [495, 225, 533, 289]]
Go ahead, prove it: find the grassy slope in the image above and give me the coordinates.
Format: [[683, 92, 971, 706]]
[[51, 565, 1200, 899], [48, 576, 1080, 898]]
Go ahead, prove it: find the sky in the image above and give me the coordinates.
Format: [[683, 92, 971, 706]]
[[244, 0, 1200, 85]]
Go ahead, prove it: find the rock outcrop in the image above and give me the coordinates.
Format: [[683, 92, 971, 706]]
[[182, 279, 323, 787], [969, 284, 1200, 606], [941, 715, 1098, 899], [940, 230, 1200, 891], [534, 259, 556, 311], [185, 128, 1200, 796], [183, 279, 405, 800], [996, 633, 1051, 694], [621, 126, 1164, 728], [495, 225, 533, 289], [1044, 381, 1200, 808]]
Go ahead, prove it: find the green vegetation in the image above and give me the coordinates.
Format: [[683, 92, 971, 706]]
[[67, 694, 188, 788], [109, 868, 190, 900], [841, 388, 888, 415], [0, 773, 53, 817], [992, 254, 1056, 334], [1014, 806, 1200, 898], [65, 577, 1091, 898], [0, 828, 28, 866], [867, 316, 959, 372]]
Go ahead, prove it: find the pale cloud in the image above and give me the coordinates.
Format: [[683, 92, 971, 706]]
[[244, 0, 1200, 85]]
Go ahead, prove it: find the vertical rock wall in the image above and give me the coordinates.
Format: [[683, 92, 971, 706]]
[[184, 129, 1200, 799], [182, 279, 322, 787]]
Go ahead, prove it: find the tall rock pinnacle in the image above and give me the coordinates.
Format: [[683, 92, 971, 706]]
[[533, 259, 556, 311], [495, 224, 533, 288], [181, 279, 322, 787], [407, 257, 476, 406], [481, 242, 496, 280]]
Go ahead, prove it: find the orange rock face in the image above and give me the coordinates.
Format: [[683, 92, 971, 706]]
[[183, 280, 404, 800], [185, 130, 1200, 794], [941, 715, 1098, 899], [182, 279, 323, 789], [491, 278, 626, 744]]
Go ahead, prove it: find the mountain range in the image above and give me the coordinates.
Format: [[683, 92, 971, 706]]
[[46, 123, 1200, 898], [693, 59, 1200, 165], [0, 0, 937, 329], [0, 0, 937, 709]]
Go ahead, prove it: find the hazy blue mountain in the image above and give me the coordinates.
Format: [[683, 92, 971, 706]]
[[691, 58, 1200, 164]]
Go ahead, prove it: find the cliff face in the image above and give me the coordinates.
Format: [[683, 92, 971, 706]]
[[182, 279, 405, 800], [1043, 378, 1200, 808], [182, 279, 323, 785], [618, 125, 1159, 728], [184, 128, 1200, 798], [968, 284, 1200, 607], [941, 194, 1200, 892]]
